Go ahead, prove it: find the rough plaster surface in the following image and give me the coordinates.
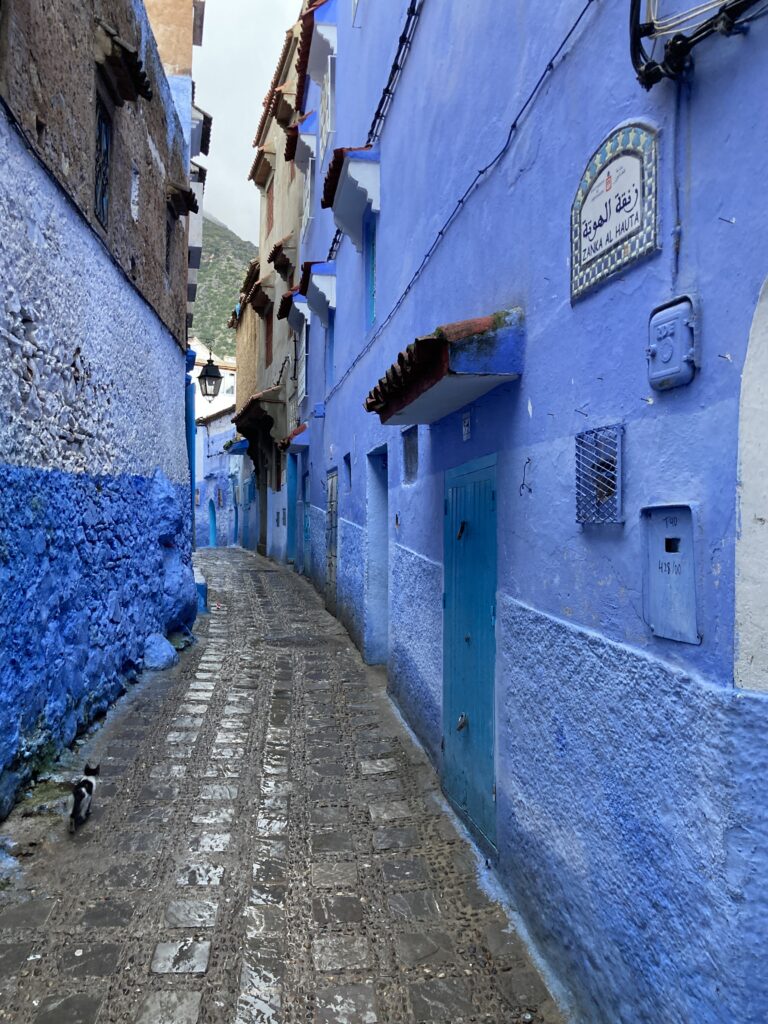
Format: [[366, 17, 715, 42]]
[[735, 276, 768, 690], [0, 113, 188, 484], [496, 593, 768, 1023], [337, 517, 365, 650], [389, 544, 443, 763], [309, 505, 327, 593], [0, 109, 195, 819]]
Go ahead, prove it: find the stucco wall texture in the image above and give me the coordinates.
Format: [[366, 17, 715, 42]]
[[0, 108, 195, 817]]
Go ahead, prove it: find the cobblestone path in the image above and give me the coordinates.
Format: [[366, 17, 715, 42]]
[[0, 549, 563, 1024]]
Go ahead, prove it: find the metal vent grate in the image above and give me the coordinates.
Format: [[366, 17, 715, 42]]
[[575, 424, 623, 524]]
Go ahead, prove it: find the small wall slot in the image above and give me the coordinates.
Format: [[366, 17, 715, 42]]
[[642, 505, 700, 645]]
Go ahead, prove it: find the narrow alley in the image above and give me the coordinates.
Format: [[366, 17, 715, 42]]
[[0, 549, 562, 1024]]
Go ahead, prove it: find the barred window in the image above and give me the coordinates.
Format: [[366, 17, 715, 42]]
[[94, 96, 112, 227]]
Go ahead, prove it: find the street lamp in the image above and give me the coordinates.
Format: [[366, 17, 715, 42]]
[[198, 351, 222, 401]]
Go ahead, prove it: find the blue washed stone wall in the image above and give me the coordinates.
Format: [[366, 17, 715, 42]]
[[495, 594, 768, 1023], [0, 108, 195, 817], [0, 466, 195, 817], [337, 518, 364, 650], [308, 505, 326, 594], [389, 543, 443, 762]]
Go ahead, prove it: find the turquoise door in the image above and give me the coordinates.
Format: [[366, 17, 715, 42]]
[[443, 454, 497, 845], [208, 499, 217, 548]]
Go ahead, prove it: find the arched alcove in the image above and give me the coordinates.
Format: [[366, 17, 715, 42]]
[[735, 276, 768, 690]]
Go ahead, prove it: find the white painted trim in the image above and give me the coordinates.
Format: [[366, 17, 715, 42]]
[[735, 276, 768, 690]]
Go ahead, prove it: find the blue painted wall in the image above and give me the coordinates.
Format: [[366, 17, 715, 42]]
[[194, 414, 239, 549], [268, 2, 768, 1018], [0, 104, 196, 818]]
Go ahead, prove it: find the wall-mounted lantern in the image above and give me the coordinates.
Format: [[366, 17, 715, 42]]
[[198, 351, 222, 401]]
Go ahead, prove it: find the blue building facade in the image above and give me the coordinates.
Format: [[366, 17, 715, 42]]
[[194, 403, 242, 548], [0, 1, 197, 817], [250, 2, 768, 1018]]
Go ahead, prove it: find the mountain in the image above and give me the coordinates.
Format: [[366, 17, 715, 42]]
[[192, 215, 258, 360]]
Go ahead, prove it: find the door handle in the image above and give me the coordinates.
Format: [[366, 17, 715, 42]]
[[456, 713, 468, 732], [456, 520, 467, 540]]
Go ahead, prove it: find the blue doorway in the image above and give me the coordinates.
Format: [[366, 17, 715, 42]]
[[443, 454, 497, 846], [208, 499, 217, 548]]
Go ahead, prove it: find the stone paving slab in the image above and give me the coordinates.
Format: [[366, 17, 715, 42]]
[[0, 549, 564, 1024]]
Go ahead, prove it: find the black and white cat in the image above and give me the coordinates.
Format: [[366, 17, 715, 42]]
[[68, 764, 100, 833]]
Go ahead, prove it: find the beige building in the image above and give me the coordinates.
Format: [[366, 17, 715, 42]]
[[233, 7, 311, 554]]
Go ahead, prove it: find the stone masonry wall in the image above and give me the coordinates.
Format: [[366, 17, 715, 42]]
[[0, 107, 196, 819], [0, 0, 190, 341]]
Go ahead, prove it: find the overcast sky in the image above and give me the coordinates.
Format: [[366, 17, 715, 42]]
[[193, 0, 299, 244]]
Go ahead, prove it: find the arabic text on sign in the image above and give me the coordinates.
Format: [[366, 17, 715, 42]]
[[579, 154, 643, 265]]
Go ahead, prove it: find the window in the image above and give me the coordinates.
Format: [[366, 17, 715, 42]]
[[402, 426, 418, 484], [94, 95, 112, 227], [264, 310, 273, 367], [320, 55, 336, 160], [363, 210, 377, 327], [297, 322, 309, 403], [266, 179, 274, 235], [302, 157, 314, 240], [343, 452, 352, 491], [325, 310, 335, 392]]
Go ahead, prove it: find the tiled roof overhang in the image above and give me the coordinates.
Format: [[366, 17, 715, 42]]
[[253, 28, 295, 147], [277, 286, 300, 321], [284, 110, 317, 168], [233, 384, 284, 436], [196, 403, 236, 427], [364, 309, 526, 426], [272, 80, 297, 127], [306, 0, 337, 84], [277, 421, 310, 452], [248, 142, 276, 189], [246, 272, 275, 315], [268, 235, 296, 279], [241, 259, 261, 297], [167, 181, 199, 216], [192, 105, 213, 156], [287, 294, 311, 333], [322, 146, 380, 251], [304, 261, 336, 327], [95, 19, 152, 104]]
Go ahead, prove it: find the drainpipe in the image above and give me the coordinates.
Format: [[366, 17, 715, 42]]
[[185, 347, 197, 547]]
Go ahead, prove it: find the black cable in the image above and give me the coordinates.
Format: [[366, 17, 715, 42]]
[[324, 0, 598, 403]]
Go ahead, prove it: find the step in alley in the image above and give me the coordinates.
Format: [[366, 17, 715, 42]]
[[0, 549, 563, 1024]]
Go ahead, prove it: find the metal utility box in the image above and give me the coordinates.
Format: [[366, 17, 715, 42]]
[[647, 298, 696, 391], [642, 505, 700, 644]]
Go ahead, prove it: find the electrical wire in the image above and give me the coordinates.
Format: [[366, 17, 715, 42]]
[[647, 0, 768, 35], [323, 0, 598, 405]]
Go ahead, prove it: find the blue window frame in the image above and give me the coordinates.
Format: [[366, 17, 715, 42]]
[[363, 209, 377, 328], [325, 309, 336, 392]]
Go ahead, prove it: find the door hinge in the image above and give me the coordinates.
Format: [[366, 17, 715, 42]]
[[492, 783, 496, 802]]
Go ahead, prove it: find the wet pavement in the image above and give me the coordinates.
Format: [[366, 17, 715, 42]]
[[0, 548, 564, 1024]]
